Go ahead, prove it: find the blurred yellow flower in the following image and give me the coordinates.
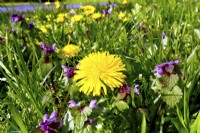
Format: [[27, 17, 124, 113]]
[[44, 1, 50, 6], [122, 0, 127, 4], [40, 26, 47, 33], [92, 13, 101, 19], [74, 52, 126, 96], [56, 13, 65, 23], [25, 17, 29, 21], [71, 15, 83, 22], [62, 44, 80, 57], [80, 5, 96, 15], [54, 1, 60, 9], [46, 24, 52, 29], [118, 12, 126, 19], [46, 14, 51, 21]]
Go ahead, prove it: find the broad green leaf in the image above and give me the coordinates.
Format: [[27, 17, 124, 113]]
[[82, 106, 92, 117], [113, 100, 129, 111], [72, 110, 87, 129], [63, 110, 74, 131], [161, 86, 183, 108], [162, 74, 179, 89]]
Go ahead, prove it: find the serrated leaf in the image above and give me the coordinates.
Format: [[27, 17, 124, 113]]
[[82, 106, 92, 117], [161, 86, 183, 108], [73, 110, 87, 129], [162, 74, 179, 89], [113, 100, 129, 111], [63, 110, 74, 131]]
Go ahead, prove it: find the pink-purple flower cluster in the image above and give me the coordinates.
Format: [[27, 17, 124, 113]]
[[155, 60, 180, 76], [40, 111, 62, 133], [41, 42, 56, 54], [10, 13, 25, 22]]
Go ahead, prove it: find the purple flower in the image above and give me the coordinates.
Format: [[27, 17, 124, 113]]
[[134, 84, 140, 95], [40, 111, 62, 133], [28, 22, 34, 29], [162, 32, 167, 39], [62, 65, 76, 78], [89, 100, 98, 109], [103, 10, 111, 15], [155, 60, 180, 76], [69, 100, 78, 108], [41, 42, 56, 54], [89, 119, 95, 124], [119, 84, 131, 95], [10, 13, 25, 22], [110, 3, 117, 8]]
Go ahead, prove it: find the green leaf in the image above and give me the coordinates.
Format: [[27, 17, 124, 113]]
[[82, 106, 92, 117], [9, 104, 28, 133], [141, 114, 146, 133], [113, 100, 129, 111], [190, 111, 200, 133], [63, 110, 74, 131], [72, 110, 87, 129], [164, 117, 188, 133], [162, 74, 179, 89], [161, 86, 183, 108]]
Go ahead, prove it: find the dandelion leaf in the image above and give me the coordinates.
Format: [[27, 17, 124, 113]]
[[161, 86, 183, 108]]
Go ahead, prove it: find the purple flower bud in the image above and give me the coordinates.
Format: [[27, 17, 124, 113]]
[[134, 84, 140, 95], [28, 22, 34, 29], [89, 119, 95, 124], [162, 33, 167, 39], [89, 100, 98, 109]]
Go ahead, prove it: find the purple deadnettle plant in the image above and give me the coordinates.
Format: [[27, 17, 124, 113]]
[[40, 111, 62, 133]]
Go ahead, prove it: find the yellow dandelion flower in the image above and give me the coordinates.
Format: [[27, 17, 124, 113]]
[[118, 12, 126, 19], [46, 24, 52, 29], [74, 52, 126, 96], [122, 0, 127, 4], [71, 15, 83, 22], [62, 44, 80, 57], [44, 1, 50, 6], [92, 13, 101, 19], [39, 26, 47, 33], [46, 14, 51, 21], [80, 5, 96, 15], [54, 1, 60, 9], [56, 13, 65, 23]]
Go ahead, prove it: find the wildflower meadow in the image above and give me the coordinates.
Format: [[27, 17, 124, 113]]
[[0, 0, 200, 132]]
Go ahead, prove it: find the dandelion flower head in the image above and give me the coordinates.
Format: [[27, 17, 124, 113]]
[[62, 44, 80, 57], [80, 5, 96, 15], [74, 52, 126, 96]]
